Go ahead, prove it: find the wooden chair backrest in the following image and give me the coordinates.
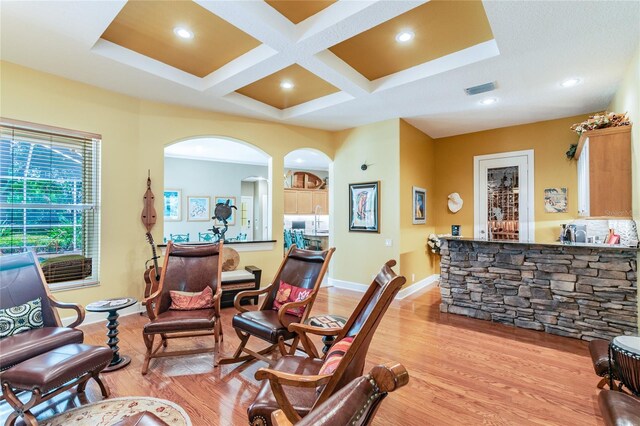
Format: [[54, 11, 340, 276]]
[[155, 241, 223, 314], [0, 251, 61, 327], [262, 245, 335, 322], [315, 260, 405, 406]]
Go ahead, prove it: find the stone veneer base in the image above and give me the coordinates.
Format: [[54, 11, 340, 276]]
[[439, 239, 638, 341]]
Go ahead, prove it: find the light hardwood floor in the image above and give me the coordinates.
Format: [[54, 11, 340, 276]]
[[1, 287, 604, 425]]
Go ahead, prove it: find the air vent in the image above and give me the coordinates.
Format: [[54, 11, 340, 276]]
[[464, 81, 497, 96]]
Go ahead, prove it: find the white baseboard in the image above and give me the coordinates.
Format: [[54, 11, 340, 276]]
[[396, 274, 439, 299], [327, 275, 439, 299], [61, 302, 144, 327]]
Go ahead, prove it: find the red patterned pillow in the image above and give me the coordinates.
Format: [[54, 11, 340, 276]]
[[272, 281, 312, 317], [319, 337, 354, 375], [169, 286, 214, 310]]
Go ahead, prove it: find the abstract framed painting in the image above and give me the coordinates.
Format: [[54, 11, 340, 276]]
[[412, 186, 426, 224], [349, 181, 379, 233], [187, 196, 210, 221], [164, 189, 181, 222]]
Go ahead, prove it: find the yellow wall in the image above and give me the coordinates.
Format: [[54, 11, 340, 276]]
[[332, 120, 401, 285], [607, 44, 639, 326], [434, 115, 589, 243], [0, 61, 334, 306], [399, 120, 438, 284]]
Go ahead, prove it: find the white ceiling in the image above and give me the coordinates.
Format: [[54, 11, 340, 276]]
[[1, 1, 638, 138]]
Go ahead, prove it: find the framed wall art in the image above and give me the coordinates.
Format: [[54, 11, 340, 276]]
[[214, 196, 236, 225], [413, 186, 426, 224], [187, 196, 210, 221], [544, 187, 567, 213], [349, 181, 379, 233], [163, 189, 181, 221]]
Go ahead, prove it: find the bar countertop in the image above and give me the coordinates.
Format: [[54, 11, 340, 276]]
[[440, 236, 639, 251]]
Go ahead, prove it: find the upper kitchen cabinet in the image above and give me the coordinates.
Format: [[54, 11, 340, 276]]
[[576, 126, 632, 217]]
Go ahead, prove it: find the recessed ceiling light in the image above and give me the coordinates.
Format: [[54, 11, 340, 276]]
[[561, 77, 581, 88], [479, 97, 498, 106], [294, 158, 304, 164], [280, 81, 294, 90], [395, 31, 414, 43], [173, 27, 194, 40]]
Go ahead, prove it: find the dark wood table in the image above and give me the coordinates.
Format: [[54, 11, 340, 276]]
[[86, 297, 137, 372], [305, 314, 348, 353]]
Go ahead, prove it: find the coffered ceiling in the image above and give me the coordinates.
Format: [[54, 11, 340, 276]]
[[1, 1, 638, 137]]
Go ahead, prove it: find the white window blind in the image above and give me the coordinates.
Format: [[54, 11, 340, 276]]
[[0, 119, 101, 289]]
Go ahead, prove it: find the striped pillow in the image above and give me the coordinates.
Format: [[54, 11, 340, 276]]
[[318, 337, 354, 375]]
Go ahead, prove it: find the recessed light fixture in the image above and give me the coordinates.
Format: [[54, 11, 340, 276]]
[[173, 27, 194, 40], [561, 77, 581, 88], [479, 97, 498, 106], [395, 30, 414, 43], [280, 80, 295, 90]]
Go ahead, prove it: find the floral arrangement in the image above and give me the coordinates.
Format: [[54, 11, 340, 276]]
[[427, 234, 442, 254], [566, 112, 631, 159], [570, 111, 630, 135]]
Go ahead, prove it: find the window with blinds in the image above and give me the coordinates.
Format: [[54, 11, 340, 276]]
[[0, 119, 101, 288]]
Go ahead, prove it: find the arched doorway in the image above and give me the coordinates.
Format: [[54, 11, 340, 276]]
[[164, 137, 272, 243], [283, 149, 332, 252]]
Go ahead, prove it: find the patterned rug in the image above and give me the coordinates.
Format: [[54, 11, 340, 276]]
[[41, 396, 192, 426]]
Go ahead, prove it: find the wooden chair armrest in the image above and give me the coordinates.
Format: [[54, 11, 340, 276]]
[[277, 294, 315, 326], [271, 410, 293, 426], [288, 322, 344, 336], [48, 296, 85, 328], [255, 367, 332, 424], [233, 284, 272, 313], [144, 289, 162, 321]]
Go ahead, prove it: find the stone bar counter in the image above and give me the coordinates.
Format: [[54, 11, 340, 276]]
[[439, 237, 638, 340]]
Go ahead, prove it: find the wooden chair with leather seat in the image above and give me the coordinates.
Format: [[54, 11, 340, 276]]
[[217, 245, 335, 367], [0, 251, 85, 393], [271, 362, 409, 426], [247, 260, 405, 426], [141, 242, 223, 375]]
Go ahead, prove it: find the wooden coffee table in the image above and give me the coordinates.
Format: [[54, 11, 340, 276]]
[[86, 297, 137, 372]]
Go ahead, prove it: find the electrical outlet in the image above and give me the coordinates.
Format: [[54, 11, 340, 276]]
[[385, 239, 392, 247], [412, 273, 415, 282]]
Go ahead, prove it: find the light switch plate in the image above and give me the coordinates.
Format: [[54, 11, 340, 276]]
[[385, 239, 392, 247]]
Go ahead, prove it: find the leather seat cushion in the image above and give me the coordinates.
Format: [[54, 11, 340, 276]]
[[248, 355, 325, 425], [1, 343, 112, 393], [144, 309, 216, 334], [589, 339, 611, 376], [0, 327, 84, 371], [112, 411, 169, 426], [599, 390, 640, 426], [232, 310, 300, 343]]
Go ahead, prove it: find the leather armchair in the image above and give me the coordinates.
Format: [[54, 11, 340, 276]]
[[271, 363, 409, 426], [0, 251, 85, 393], [247, 260, 406, 426], [141, 242, 223, 374], [218, 245, 335, 367]]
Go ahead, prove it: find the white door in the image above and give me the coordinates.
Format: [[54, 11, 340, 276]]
[[240, 196, 253, 241], [474, 150, 535, 242]]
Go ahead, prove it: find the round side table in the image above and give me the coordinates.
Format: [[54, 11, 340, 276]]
[[86, 297, 137, 372], [304, 314, 348, 354]]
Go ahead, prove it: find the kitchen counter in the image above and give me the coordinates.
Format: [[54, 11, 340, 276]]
[[439, 238, 638, 341], [440, 236, 639, 251]]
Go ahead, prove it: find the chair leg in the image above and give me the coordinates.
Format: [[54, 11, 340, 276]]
[[288, 336, 300, 355], [278, 336, 288, 356], [3, 384, 39, 426], [161, 333, 168, 348], [142, 333, 155, 375], [597, 377, 607, 389], [216, 332, 250, 366], [93, 372, 111, 398]]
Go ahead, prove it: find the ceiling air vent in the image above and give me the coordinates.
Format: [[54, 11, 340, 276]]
[[464, 81, 497, 96]]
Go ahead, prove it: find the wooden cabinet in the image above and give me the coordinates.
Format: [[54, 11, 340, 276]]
[[576, 126, 632, 217], [312, 190, 328, 214], [284, 190, 298, 214], [284, 189, 328, 214]]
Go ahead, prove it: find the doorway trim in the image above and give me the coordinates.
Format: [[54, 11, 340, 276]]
[[473, 149, 535, 242]]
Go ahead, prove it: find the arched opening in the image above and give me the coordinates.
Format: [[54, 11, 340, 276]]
[[283, 148, 332, 252], [163, 137, 272, 244]]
